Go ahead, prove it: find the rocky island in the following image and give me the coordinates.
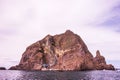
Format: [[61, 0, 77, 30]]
[[9, 30, 114, 70], [0, 67, 6, 70]]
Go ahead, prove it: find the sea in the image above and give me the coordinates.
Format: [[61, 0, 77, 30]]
[[0, 70, 120, 80]]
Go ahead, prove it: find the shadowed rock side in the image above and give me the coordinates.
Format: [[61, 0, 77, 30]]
[[9, 30, 115, 70]]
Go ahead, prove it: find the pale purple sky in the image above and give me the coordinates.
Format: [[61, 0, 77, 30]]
[[0, 0, 120, 68]]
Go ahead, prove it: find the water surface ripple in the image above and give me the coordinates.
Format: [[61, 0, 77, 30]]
[[0, 70, 120, 80]]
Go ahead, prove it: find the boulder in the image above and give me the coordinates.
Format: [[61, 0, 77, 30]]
[[9, 30, 115, 70]]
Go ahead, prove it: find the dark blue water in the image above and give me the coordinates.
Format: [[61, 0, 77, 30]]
[[0, 70, 120, 80]]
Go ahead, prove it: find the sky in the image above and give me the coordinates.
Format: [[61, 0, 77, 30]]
[[0, 0, 120, 68]]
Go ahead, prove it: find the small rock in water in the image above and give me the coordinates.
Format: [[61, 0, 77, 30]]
[[0, 67, 6, 70]]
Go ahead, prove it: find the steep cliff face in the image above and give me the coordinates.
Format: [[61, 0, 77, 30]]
[[9, 30, 115, 70]]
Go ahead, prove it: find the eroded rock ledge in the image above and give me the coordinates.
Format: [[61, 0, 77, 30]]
[[9, 30, 115, 70]]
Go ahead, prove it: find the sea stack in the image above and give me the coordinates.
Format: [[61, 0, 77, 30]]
[[9, 30, 115, 70]]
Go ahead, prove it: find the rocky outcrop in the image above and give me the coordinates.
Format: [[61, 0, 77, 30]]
[[93, 50, 114, 70], [9, 30, 115, 70], [0, 67, 6, 70]]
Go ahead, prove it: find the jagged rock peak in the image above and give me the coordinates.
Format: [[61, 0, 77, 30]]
[[65, 30, 74, 34], [96, 50, 101, 57]]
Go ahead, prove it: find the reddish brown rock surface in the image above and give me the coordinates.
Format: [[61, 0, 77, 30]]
[[9, 30, 115, 70], [93, 50, 114, 70]]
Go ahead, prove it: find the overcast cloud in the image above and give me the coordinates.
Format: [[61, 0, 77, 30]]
[[0, 0, 120, 68]]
